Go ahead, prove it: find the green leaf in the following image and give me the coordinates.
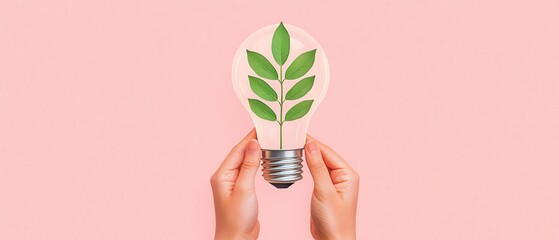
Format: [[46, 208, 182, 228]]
[[285, 76, 315, 100], [284, 49, 316, 80], [271, 22, 290, 66], [285, 100, 314, 121], [248, 99, 277, 121], [246, 50, 278, 80], [249, 76, 277, 101]]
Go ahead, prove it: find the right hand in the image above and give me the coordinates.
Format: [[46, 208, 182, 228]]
[[305, 136, 359, 240]]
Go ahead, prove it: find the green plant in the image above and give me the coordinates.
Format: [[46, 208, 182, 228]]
[[246, 22, 317, 149]]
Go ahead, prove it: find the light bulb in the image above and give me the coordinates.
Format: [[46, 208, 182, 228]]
[[232, 22, 329, 189]]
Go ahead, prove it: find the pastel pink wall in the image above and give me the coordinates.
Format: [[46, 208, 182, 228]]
[[1, 0, 558, 239]]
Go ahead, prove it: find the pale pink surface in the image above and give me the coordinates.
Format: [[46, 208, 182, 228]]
[[1, 0, 558, 239]]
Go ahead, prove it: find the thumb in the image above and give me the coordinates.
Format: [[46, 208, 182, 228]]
[[234, 139, 261, 192], [305, 140, 335, 193]]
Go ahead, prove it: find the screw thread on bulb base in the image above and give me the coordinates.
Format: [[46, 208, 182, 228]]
[[261, 149, 304, 189]]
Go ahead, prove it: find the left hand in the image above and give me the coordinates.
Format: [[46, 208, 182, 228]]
[[211, 129, 261, 240]]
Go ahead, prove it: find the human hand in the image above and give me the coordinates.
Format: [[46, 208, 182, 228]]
[[305, 136, 359, 240], [211, 129, 261, 240]]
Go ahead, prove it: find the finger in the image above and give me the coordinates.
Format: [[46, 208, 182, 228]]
[[307, 134, 351, 171], [216, 129, 257, 172], [234, 139, 261, 192], [211, 129, 256, 195], [306, 135, 359, 189], [305, 140, 335, 193]]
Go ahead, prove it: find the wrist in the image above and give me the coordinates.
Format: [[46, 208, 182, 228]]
[[215, 231, 256, 240], [315, 230, 356, 240]]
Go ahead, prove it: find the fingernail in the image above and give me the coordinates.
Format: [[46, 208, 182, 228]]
[[306, 141, 318, 153], [248, 140, 259, 152]]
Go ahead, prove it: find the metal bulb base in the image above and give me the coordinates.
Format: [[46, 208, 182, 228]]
[[261, 149, 304, 189]]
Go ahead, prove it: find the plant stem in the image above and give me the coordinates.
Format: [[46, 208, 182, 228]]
[[279, 65, 283, 149]]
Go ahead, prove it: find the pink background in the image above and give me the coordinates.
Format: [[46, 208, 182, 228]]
[[1, 0, 558, 239]]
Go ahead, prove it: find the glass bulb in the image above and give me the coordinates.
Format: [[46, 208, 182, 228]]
[[232, 23, 329, 188]]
